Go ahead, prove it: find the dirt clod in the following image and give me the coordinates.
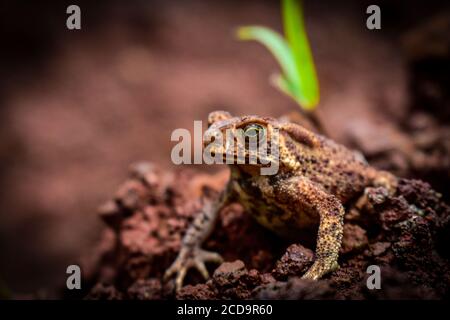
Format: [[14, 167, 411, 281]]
[[127, 279, 163, 300], [272, 244, 314, 280]]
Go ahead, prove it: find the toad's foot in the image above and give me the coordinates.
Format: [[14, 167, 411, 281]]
[[164, 247, 223, 291], [301, 259, 339, 280]]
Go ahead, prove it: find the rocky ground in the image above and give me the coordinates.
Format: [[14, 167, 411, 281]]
[[79, 159, 450, 300]]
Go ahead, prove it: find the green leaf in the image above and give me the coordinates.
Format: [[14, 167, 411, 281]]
[[236, 26, 300, 95], [282, 0, 319, 109], [270, 73, 298, 102]]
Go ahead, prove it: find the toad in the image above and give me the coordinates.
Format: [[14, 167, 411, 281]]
[[165, 111, 397, 290]]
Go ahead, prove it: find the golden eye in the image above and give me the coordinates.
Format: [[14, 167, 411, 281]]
[[244, 124, 266, 143]]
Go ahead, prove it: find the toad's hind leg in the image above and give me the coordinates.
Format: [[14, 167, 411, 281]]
[[278, 177, 344, 280]]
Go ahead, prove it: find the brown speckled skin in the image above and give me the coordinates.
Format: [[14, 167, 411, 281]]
[[165, 111, 397, 290]]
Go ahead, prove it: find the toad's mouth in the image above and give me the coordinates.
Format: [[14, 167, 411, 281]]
[[208, 150, 276, 167]]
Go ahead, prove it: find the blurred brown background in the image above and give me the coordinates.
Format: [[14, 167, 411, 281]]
[[0, 0, 448, 295]]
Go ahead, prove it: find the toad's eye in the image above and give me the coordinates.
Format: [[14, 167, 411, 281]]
[[243, 124, 266, 144]]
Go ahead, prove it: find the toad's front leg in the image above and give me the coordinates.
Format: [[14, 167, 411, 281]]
[[277, 177, 344, 280], [164, 185, 233, 290]]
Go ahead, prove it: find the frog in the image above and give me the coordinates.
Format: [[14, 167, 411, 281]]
[[165, 111, 397, 290]]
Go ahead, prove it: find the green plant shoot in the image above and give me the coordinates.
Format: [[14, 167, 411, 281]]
[[237, 0, 319, 110]]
